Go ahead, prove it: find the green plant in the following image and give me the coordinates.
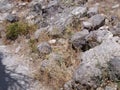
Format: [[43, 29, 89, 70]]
[[6, 22, 19, 40], [6, 22, 34, 40]]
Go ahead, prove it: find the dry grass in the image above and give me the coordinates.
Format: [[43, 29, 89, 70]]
[[116, 9, 120, 20], [33, 37, 80, 89], [1, 0, 120, 90], [31, 16, 82, 89], [34, 58, 72, 90], [37, 31, 51, 42]]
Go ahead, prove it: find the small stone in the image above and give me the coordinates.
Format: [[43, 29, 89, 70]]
[[26, 15, 35, 20], [47, 0, 59, 8], [11, 10, 17, 14], [58, 39, 66, 44], [112, 4, 119, 9], [71, 6, 87, 18], [48, 39, 56, 44], [83, 21, 92, 29], [6, 14, 19, 22], [83, 14, 105, 29], [15, 46, 21, 53], [33, 3, 42, 13], [70, 29, 89, 51], [87, 6, 98, 17], [18, 2, 27, 6], [105, 19, 109, 25], [90, 14, 105, 29], [37, 42, 52, 54]]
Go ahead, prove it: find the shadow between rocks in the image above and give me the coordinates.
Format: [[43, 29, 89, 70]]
[[0, 52, 34, 90]]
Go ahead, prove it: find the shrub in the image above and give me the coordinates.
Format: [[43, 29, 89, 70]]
[[6, 22, 35, 40]]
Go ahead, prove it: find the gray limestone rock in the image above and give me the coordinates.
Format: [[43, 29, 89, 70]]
[[87, 6, 98, 17], [71, 6, 87, 18], [83, 14, 105, 30], [6, 14, 19, 22], [108, 57, 120, 81], [70, 29, 89, 51], [73, 35, 120, 88], [37, 42, 52, 54]]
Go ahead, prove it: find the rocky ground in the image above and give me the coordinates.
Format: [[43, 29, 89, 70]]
[[0, 0, 120, 90]]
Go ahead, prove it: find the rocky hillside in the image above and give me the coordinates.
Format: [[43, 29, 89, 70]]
[[0, 0, 120, 90]]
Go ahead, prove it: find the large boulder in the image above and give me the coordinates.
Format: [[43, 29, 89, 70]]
[[0, 46, 49, 90], [70, 28, 113, 51], [73, 34, 120, 88]]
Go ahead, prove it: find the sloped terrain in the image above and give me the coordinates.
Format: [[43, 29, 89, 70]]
[[0, 0, 120, 90]]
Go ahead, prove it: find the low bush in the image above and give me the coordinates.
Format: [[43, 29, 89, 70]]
[[6, 22, 35, 40]]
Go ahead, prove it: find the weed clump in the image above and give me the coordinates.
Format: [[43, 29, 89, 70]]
[[6, 22, 35, 40]]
